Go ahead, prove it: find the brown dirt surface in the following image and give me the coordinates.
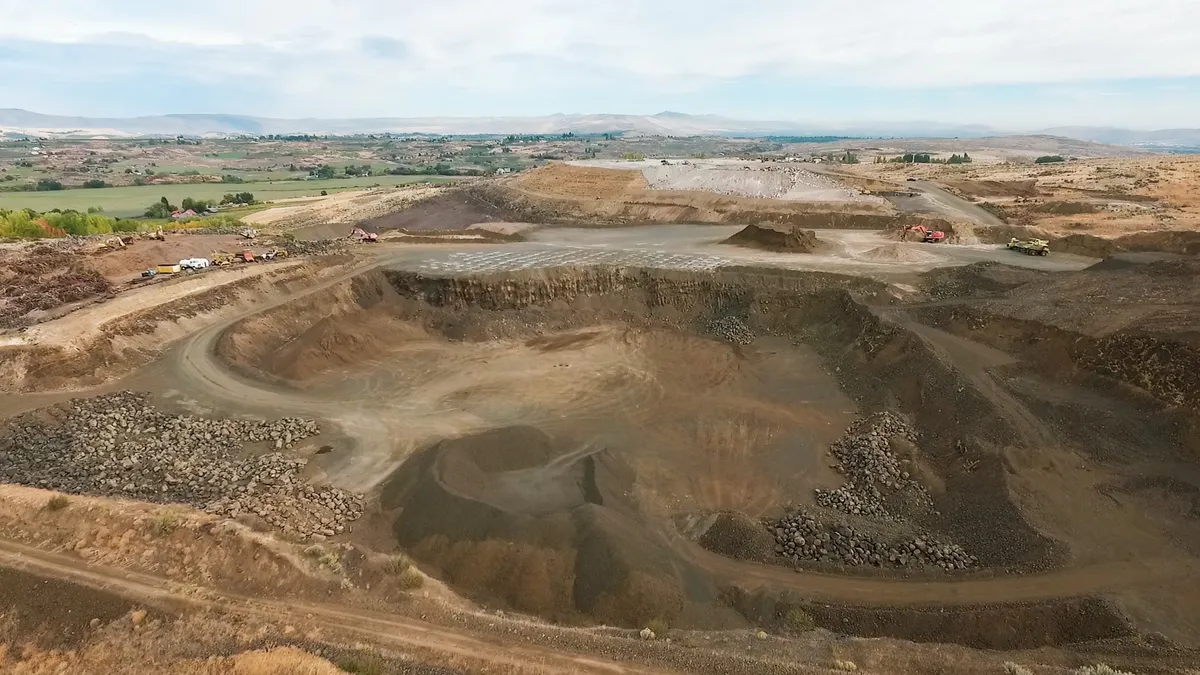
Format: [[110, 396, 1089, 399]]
[[857, 243, 939, 264], [491, 163, 899, 228], [1051, 234, 1123, 258], [723, 224, 823, 253], [360, 189, 522, 232], [942, 179, 1041, 199], [514, 162, 647, 200], [0, 245, 114, 330], [243, 184, 446, 231], [83, 233, 247, 281]]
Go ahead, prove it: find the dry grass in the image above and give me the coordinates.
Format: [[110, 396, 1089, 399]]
[[43, 495, 70, 512]]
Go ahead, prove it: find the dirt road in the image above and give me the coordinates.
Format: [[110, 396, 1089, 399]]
[[0, 538, 670, 675]]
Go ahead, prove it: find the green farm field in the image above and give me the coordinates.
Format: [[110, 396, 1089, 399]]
[[0, 175, 457, 217]]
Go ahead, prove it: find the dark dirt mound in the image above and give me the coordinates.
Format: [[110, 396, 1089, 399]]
[[0, 567, 144, 648], [1051, 234, 1122, 258], [972, 224, 1050, 245], [1030, 201, 1099, 215], [725, 588, 1133, 650], [697, 511, 776, 563], [361, 188, 521, 232], [1116, 230, 1200, 256], [921, 262, 1049, 299], [942, 180, 1040, 199], [381, 426, 712, 627], [723, 224, 823, 253]]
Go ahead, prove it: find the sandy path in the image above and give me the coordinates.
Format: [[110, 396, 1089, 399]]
[[17, 262, 301, 350]]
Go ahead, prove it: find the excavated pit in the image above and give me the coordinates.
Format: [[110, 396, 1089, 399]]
[[208, 263, 1200, 648]]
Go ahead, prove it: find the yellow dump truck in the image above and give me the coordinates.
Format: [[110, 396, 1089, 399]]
[[156, 263, 182, 274]]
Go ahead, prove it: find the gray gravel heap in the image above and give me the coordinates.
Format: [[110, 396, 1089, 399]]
[[815, 412, 931, 520], [770, 509, 977, 571], [0, 391, 362, 539], [708, 316, 755, 345]]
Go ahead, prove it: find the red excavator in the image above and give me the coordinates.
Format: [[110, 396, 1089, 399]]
[[904, 223, 946, 243], [348, 227, 378, 243]]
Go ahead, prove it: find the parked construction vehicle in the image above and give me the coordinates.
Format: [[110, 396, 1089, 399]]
[[140, 268, 157, 279], [212, 252, 234, 267], [237, 250, 256, 263], [904, 224, 946, 243], [349, 227, 379, 243], [1007, 237, 1050, 256], [239, 228, 257, 240], [262, 248, 289, 260]]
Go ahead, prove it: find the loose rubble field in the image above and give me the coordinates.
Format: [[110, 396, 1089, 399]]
[[0, 391, 363, 539]]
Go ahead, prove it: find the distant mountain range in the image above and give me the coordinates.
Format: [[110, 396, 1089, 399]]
[[1, 108, 1196, 149]]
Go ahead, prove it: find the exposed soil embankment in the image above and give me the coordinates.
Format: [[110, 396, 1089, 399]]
[[723, 224, 823, 253], [361, 189, 523, 232], [915, 261, 1200, 413], [0, 259, 345, 394]]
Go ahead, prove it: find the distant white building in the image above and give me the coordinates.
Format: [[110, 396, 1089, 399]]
[[495, 167, 512, 175]]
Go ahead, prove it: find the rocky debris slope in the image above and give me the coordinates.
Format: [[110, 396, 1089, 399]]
[[0, 391, 362, 539], [770, 413, 976, 571], [815, 412, 932, 520], [770, 509, 977, 571], [708, 316, 755, 345]]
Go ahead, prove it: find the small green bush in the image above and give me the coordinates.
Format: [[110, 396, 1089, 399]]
[[45, 495, 71, 511], [646, 617, 669, 637], [784, 607, 816, 632]]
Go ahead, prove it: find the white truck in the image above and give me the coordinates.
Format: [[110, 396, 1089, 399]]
[[179, 257, 211, 270]]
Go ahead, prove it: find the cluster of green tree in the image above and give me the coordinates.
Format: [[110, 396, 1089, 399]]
[[946, 153, 972, 164], [0, 208, 137, 239], [621, 152, 646, 161], [880, 153, 972, 164], [221, 174, 245, 183], [311, 164, 338, 179], [1035, 155, 1066, 164], [221, 192, 255, 205], [816, 152, 859, 163], [82, 179, 107, 188], [1, 178, 59, 192], [343, 164, 374, 177]]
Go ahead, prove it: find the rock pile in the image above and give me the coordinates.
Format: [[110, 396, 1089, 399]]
[[0, 391, 362, 539], [815, 412, 931, 520], [769, 509, 977, 570], [708, 316, 755, 345]]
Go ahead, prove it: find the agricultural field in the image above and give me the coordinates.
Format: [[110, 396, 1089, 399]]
[[0, 175, 454, 217]]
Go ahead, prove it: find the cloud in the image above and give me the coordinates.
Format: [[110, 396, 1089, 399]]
[[1, 0, 1198, 125]]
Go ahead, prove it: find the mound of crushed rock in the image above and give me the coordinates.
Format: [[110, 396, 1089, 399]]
[[800, 413, 972, 570], [815, 412, 933, 520], [0, 391, 362, 540], [769, 510, 976, 571], [858, 243, 938, 264], [708, 316, 755, 345], [723, 224, 822, 253]]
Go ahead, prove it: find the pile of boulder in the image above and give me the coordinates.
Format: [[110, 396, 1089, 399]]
[[815, 412, 932, 520], [766, 411, 976, 572], [708, 316, 755, 345], [0, 391, 362, 540], [770, 509, 977, 571]]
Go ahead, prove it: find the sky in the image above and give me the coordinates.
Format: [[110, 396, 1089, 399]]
[[1, 0, 1199, 129]]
